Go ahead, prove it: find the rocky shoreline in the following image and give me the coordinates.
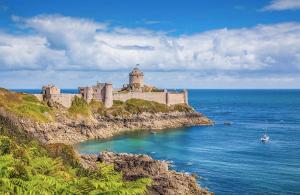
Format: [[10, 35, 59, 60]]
[[19, 111, 213, 145], [80, 151, 212, 195], [0, 107, 213, 194]]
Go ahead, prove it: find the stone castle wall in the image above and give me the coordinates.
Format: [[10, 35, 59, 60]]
[[33, 93, 81, 108], [51, 94, 81, 108], [113, 91, 187, 106], [113, 92, 166, 104], [33, 94, 43, 102], [167, 93, 186, 105]]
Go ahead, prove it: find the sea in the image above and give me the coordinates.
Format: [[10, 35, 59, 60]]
[[14, 89, 300, 195]]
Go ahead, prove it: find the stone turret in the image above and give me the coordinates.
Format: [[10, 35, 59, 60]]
[[104, 83, 113, 108], [129, 67, 144, 90]]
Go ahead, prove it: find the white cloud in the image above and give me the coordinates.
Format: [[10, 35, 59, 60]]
[[0, 33, 67, 70], [1, 14, 300, 88], [263, 0, 300, 11]]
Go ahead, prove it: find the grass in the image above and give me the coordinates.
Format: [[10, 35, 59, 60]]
[[68, 96, 91, 117], [90, 98, 194, 117], [0, 88, 52, 122]]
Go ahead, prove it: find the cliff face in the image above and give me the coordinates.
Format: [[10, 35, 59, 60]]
[[18, 111, 212, 145], [81, 152, 213, 195]]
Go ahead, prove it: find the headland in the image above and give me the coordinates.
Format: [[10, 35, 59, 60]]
[[0, 67, 213, 194]]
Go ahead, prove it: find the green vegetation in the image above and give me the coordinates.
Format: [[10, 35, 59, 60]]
[[0, 88, 52, 122], [70, 98, 193, 117], [68, 96, 91, 117], [0, 135, 151, 194], [88, 100, 105, 115], [93, 99, 194, 117], [0, 115, 151, 194]]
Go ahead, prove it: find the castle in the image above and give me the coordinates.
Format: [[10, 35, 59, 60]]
[[34, 67, 188, 108]]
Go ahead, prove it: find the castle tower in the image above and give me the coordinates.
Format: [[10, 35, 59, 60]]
[[42, 84, 60, 99], [129, 66, 144, 89], [104, 83, 113, 108]]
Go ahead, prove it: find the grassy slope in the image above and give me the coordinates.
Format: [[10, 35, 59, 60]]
[[0, 88, 52, 122]]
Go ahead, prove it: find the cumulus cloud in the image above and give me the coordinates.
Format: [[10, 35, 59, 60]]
[[262, 0, 300, 11], [1, 14, 300, 88], [0, 33, 67, 70]]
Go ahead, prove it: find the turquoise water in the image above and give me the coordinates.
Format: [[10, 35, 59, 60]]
[[15, 89, 300, 194]]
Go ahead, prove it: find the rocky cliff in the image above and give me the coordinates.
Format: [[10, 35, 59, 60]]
[[80, 152, 213, 195], [18, 111, 212, 145]]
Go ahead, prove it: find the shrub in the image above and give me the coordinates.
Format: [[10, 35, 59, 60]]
[[47, 143, 80, 167], [170, 103, 194, 113], [68, 96, 91, 117], [0, 136, 11, 155], [89, 100, 105, 115], [124, 99, 168, 114]]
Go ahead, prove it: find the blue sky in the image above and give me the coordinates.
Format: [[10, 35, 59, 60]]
[[0, 0, 300, 88]]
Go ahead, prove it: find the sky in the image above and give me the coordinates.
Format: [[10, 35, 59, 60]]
[[0, 0, 300, 89]]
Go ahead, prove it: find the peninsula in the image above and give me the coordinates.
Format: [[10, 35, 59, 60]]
[[0, 68, 213, 194]]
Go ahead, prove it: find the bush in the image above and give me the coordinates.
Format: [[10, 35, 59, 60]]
[[68, 96, 91, 117], [0, 136, 11, 155], [170, 103, 194, 113], [89, 100, 105, 115]]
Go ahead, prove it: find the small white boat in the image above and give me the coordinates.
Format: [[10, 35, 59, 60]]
[[261, 134, 270, 143]]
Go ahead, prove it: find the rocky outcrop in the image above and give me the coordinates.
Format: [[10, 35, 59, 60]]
[[17, 111, 212, 145], [81, 152, 213, 195]]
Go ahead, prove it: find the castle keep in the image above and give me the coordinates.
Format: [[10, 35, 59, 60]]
[[128, 67, 144, 91], [79, 82, 113, 108], [34, 67, 188, 108]]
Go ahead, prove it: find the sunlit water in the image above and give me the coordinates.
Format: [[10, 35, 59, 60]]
[[16, 89, 300, 194]]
